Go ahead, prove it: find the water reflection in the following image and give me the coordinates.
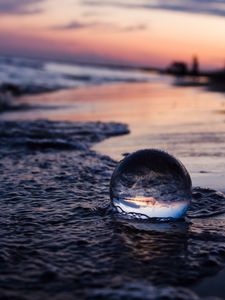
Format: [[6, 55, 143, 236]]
[[110, 149, 192, 220], [113, 196, 189, 219]]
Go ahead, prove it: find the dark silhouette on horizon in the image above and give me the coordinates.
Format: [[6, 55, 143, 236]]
[[167, 61, 188, 76], [166, 55, 200, 78], [164, 55, 225, 92], [191, 55, 199, 77]]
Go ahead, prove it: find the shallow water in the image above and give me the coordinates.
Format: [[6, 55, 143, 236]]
[[2, 81, 225, 191], [1, 120, 225, 299], [2, 79, 225, 299]]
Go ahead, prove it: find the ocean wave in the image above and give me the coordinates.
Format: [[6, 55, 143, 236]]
[[0, 56, 160, 95]]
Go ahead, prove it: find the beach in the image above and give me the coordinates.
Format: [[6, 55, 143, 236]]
[[1, 0, 225, 298], [2, 79, 225, 191], [1, 64, 225, 299], [1, 118, 225, 300]]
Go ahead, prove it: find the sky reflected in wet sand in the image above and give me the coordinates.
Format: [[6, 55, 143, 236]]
[[2, 79, 225, 191]]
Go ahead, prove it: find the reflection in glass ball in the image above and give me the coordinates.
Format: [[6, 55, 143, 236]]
[[110, 149, 192, 220]]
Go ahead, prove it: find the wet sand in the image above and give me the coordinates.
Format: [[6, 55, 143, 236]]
[[1, 119, 225, 300], [1, 80, 225, 299], [2, 80, 225, 191]]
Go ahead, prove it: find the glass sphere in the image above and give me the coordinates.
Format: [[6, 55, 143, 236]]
[[110, 149, 192, 220]]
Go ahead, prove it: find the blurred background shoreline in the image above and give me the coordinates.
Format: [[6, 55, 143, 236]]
[[1, 53, 225, 109], [1, 55, 225, 193]]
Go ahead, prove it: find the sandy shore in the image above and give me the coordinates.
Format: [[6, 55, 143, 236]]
[[2, 81, 225, 191], [0, 118, 225, 300], [1, 81, 225, 299]]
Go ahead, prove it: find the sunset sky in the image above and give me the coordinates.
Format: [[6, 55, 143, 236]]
[[0, 0, 225, 69]]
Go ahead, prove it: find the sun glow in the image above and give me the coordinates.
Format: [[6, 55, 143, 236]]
[[0, 0, 225, 68]]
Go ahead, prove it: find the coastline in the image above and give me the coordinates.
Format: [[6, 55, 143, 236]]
[[2, 81, 225, 191], [0, 118, 225, 299], [1, 80, 225, 299], [1, 0, 225, 297]]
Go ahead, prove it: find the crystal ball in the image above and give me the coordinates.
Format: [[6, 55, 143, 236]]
[[110, 149, 192, 220]]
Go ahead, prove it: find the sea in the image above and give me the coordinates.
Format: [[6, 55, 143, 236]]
[[1, 56, 225, 300], [0, 55, 164, 94]]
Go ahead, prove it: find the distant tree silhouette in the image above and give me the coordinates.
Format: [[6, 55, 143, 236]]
[[167, 61, 188, 76]]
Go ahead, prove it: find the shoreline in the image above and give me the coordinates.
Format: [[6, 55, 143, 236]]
[[1, 81, 225, 192], [0, 119, 225, 299]]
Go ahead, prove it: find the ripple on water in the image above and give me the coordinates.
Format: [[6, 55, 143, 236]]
[[0, 120, 225, 300]]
